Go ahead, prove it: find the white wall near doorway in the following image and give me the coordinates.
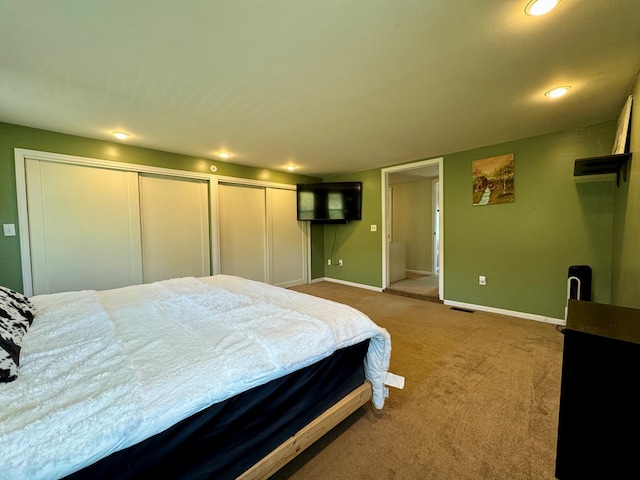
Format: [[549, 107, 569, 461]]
[[390, 178, 435, 275]]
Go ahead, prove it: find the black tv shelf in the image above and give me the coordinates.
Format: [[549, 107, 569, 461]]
[[573, 152, 632, 187]]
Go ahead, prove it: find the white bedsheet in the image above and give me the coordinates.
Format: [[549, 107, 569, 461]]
[[0, 275, 391, 479]]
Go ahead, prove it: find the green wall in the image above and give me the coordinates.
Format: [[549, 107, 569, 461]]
[[309, 223, 326, 280], [320, 169, 383, 286], [0, 122, 319, 291], [612, 72, 640, 308], [317, 122, 617, 320], [443, 122, 616, 319], [1, 118, 624, 320]]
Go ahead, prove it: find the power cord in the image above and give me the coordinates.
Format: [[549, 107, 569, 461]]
[[329, 224, 338, 264]]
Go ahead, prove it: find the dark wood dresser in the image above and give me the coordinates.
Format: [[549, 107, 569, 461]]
[[555, 300, 640, 479]]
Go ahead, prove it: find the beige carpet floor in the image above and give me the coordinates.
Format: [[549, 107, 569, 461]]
[[385, 273, 441, 303], [274, 281, 564, 480]]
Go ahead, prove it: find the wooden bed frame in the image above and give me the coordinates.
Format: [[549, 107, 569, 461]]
[[239, 381, 372, 480]]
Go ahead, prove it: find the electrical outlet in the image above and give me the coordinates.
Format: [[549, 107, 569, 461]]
[[370, 225, 377, 232], [338, 259, 343, 266], [479, 275, 487, 286], [327, 259, 332, 266]]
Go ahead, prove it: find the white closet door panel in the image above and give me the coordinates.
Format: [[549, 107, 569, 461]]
[[139, 174, 211, 283], [218, 184, 267, 282], [267, 188, 307, 287], [25, 159, 142, 295]]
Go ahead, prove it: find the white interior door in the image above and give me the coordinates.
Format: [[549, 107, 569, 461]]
[[139, 174, 211, 283], [267, 188, 307, 287], [25, 159, 143, 294], [217, 183, 267, 282]]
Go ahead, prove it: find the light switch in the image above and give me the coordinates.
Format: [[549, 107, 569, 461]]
[[3, 224, 16, 236]]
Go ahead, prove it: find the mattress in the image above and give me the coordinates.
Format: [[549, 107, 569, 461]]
[[65, 340, 370, 480], [0, 275, 391, 479]]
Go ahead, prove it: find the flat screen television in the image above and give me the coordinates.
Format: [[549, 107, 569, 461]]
[[296, 182, 362, 223]]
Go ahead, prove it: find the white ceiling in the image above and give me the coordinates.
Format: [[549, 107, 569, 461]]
[[1, 1, 639, 178]]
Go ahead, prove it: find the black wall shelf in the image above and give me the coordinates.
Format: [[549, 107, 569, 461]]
[[573, 152, 632, 187]]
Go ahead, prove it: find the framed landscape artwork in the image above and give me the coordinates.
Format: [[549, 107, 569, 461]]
[[472, 153, 515, 206]]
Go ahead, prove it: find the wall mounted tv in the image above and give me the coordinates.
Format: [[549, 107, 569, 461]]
[[296, 182, 362, 224]]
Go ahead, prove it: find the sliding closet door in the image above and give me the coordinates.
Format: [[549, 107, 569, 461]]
[[139, 174, 211, 283], [267, 188, 307, 287], [25, 159, 142, 295], [217, 183, 267, 282]]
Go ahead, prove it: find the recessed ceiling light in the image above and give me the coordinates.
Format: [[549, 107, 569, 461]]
[[218, 152, 231, 159], [287, 165, 296, 171], [112, 131, 130, 140], [545, 86, 571, 98], [525, 0, 562, 16]]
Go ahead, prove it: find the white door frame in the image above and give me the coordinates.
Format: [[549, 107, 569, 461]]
[[381, 157, 444, 300]]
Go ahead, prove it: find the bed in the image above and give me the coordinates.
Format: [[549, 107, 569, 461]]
[[0, 274, 392, 479]]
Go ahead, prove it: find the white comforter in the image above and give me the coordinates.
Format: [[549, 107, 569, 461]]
[[0, 275, 391, 479]]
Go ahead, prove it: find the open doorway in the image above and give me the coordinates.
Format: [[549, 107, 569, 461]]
[[381, 158, 443, 302]]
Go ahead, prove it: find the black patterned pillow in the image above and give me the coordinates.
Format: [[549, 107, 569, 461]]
[[0, 286, 36, 383]]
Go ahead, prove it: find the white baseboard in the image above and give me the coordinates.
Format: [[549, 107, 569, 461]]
[[310, 277, 565, 326], [444, 300, 566, 326], [311, 277, 383, 292], [406, 269, 432, 276]]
